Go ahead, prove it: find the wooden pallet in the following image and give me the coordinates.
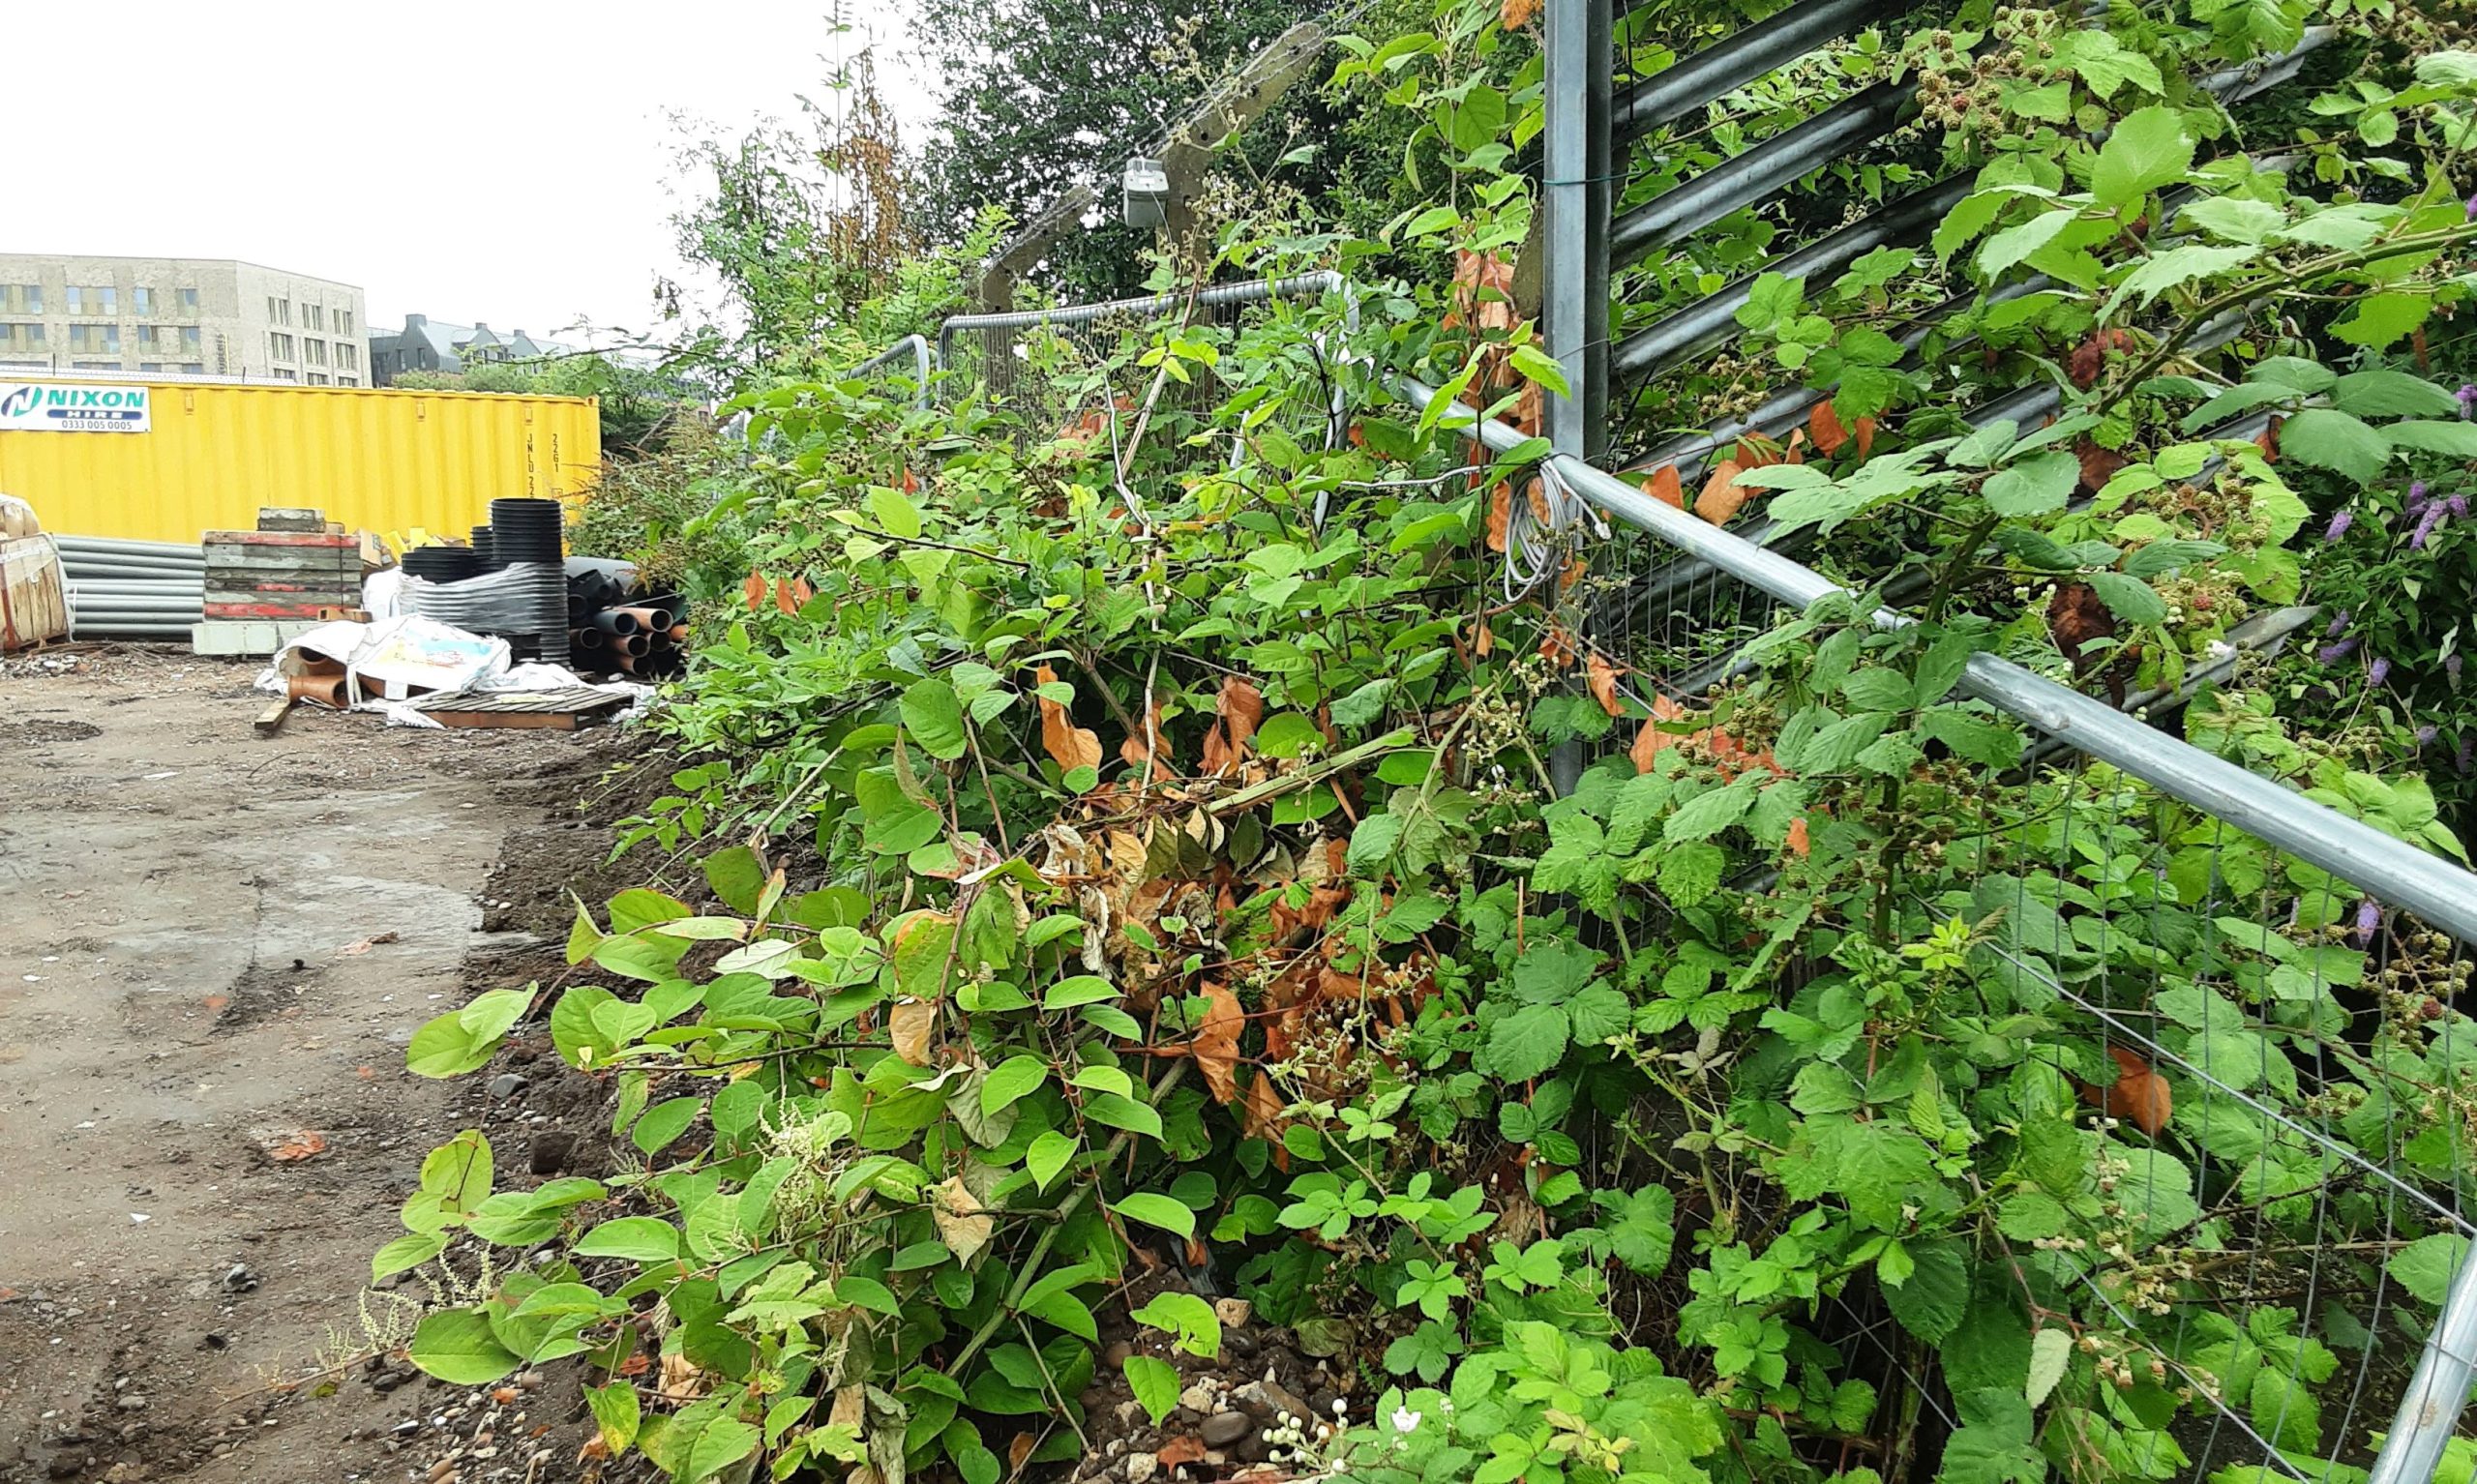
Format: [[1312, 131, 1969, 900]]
[[407, 688, 630, 730]]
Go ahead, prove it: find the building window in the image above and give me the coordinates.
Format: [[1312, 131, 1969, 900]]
[[73, 360, 119, 371], [307, 372, 330, 385], [13, 284, 40, 313], [340, 376, 358, 387], [339, 309, 354, 335], [2, 323, 43, 347], [338, 343, 359, 371], [178, 287, 199, 312], [306, 339, 328, 366], [180, 326, 201, 351], [180, 363, 203, 374], [69, 324, 121, 352], [267, 296, 292, 326], [139, 362, 164, 372], [269, 332, 294, 361], [133, 287, 155, 315], [67, 285, 116, 315], [273, 368, 297, 381], [305, 304, 325, 331]]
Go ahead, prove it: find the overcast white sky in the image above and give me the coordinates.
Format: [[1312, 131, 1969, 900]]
[[16, 1, 938, 347]]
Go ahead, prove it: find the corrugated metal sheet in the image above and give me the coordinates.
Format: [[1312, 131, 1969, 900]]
[[0, 380, 600, 545]]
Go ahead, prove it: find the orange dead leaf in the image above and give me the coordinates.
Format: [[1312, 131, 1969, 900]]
[[1473, 619, 1495, 657], [1587, 651, 1626, 718], [1785, 816, 1811, 858], [1446, 251, 1518, 335], [1559, 553, 1588, 594], [2256, 415, 2282, 463], [1809, 401, 1850, 456], [1733, 433, 1787, 469], [2082, 1045, 2172, 1136], [900, 466, 920, 494], [1643, 463, 1685, 510], [1629, 694, 1686, 773], [1697, 460, 1749, 526], [1032, 664, 1104, 775], [1119, 697, 1174, 781], [1854, 416, 1877, 459], [263, 1130, 328, 1162], [1486, 482, 1514, 552], [1539, 624, 1577, 669], [774, 578, 800, 616], [1501, 0, 1541, 27], [742, 570, 767, 612], [1156, 1438, 1209, 1469], [1193, 981, 1243, 1105], [1008, 1433, 1038, 1473], [1199, 675, 1264, 774]]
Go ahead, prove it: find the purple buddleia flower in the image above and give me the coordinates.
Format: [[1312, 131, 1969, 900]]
[[2418, 725, 2439, 747], [2327, 609, 2352, 638], [2462, 384, 2477, 417], [2454, 495, 2470, 519], [2327, 509, 2355, 540], [2413, 481, 2430, 502], [2413, 504, 2447, 549], [2370, 656, 2392, 685], [2462, 733, 2475, 774], [2319, 638, 2360, 664], [2356, 898, 2382, 944], [2452, 653, 2466, 686], [2465, 194, 2477, 221]]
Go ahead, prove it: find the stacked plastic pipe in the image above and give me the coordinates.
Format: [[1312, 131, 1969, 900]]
[[55, 536, 205, 639]]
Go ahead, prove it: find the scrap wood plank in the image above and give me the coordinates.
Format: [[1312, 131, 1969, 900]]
[[203, 530, 358, 549], [408, 688, 629, 730], [254, 696, 296, 734]]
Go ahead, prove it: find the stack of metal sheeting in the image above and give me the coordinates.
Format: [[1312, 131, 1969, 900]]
[[408, 562, 570, 665], [55, 535, 204, 639]]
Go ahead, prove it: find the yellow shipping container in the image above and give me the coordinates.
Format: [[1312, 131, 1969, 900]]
[[0, 376, 600, 545]]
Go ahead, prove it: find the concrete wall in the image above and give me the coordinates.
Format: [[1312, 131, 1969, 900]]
[[0, 255, 367, 386]]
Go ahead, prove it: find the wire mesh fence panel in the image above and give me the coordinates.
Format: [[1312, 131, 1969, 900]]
[[936, 274, 1353, 453]]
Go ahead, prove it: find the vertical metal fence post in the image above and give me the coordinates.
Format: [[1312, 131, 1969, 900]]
[[1541, 0, 1613, 797], [2367, 1253, 2477, 1484]]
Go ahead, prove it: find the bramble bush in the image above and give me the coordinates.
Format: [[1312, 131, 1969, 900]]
[[383, 3, 2477, 1482]]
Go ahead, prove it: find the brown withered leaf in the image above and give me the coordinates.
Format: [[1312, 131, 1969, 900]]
[[1643, 464, 1685, 510], [1447, 251, 1518, 335], [1156, 1437, 1209, 1469], [1539, 624, 1576, 668], [1501, 0, 1541, 28], [1629, 694, 1686, 773], [1587, 652, 1626, 718], [1200, 675, 1264, 774], [1697, 460, 1749, 526], [889, 1000, 940, 1066], [1808, 401, 1850, 456], [773, 577, 800, 616], [1473, 618, 1495, 657], [1193, 981, 1244, 1106], [2075, 435, 2127, 493], [2256, 414, 2282, 463], [1486, 482, 1513, 552], [932, 1175, 995, 1262], [2082, 1045, 2172, 1136], [2046, 582, 2116, 678], [1119, 697, 1174, 781], [1853, 415, 1877, 459], [742, 570, 767, 612], [1511, 379, 1545, 438], [1033, 664, 1104, 775]]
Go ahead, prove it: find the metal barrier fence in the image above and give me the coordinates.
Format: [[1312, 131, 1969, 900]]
[[825, 0, 2477, 1472], [1404, 373, 2477, 1484]]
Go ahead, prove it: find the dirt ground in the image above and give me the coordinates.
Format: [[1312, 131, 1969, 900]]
[[0, 647, 633, 1484]]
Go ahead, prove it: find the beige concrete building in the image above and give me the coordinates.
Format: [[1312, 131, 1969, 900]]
[[0, 254, 367, 385]]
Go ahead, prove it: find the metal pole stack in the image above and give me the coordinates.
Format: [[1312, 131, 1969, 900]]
[[54, 536, 205, 639]]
